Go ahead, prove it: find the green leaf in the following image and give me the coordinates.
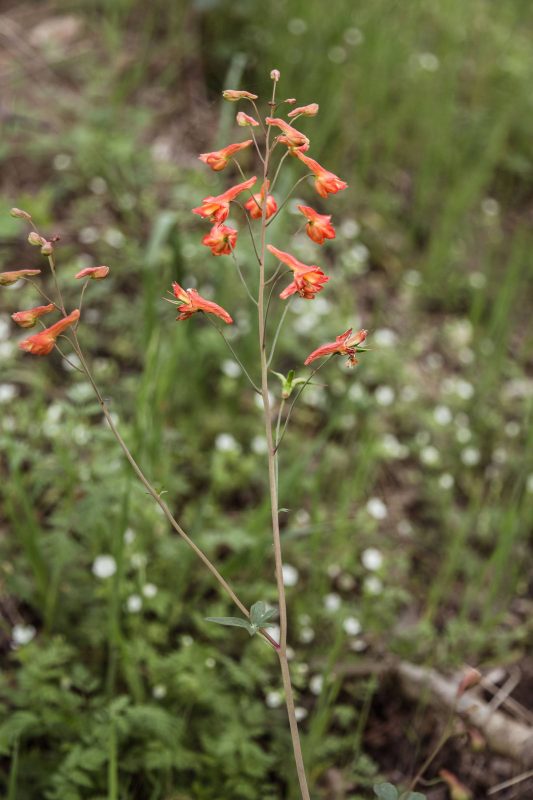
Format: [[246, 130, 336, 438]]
[[373, 784, 399, 800], [249, 601, 278, 629], [205, 617, 254, 635]]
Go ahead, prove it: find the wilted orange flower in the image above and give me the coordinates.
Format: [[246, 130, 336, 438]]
[[304, 328, 367, 367], [199, 140, 253, 172], [265, 117, 309, 148], [202, 224, 238, 256], [295, 150, 347, 198], [297, 205, 336, 244], [267, 245, 329, 300], [222, 89, 258, 101], [19, 309, 80, 356], [244, 180, 277, 220], [236, 111, 259, 127], [0, 269, 41, 286], [192, 177, 257, 223], [75, 266, 110, 280], [288, 103, 319, 118], [172, 282, 233, 324], [11, 303, 56, 328]]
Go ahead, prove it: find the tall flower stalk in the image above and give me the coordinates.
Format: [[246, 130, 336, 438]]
[[4, 69, 368, 798]]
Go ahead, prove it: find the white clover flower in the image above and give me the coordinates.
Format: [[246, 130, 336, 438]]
[[438, 473, 454, 490], [12, 624, 36, 646], [324, 593, 342, 612], [504, 421, 520, 438], [127, 594, 142, 613], [92, 555, 117, 579], [251, 435, 268, 455], [152, 684, 167, 699], [215, 433, 240, 453], [366, 497, 388, 520], [221, 359, 241, 378], [339, 218, 360, 238], [89, 176, 107, 194], [299, 627, 315, 644], [205, 657, 216, 669], [397, 519, 413, 537], [295, 706, 308, 721], [461, 447, 481, 466], [0, 384, 17, 404], [375, 386, 395, 406], [142, 583, 158, 598], [434, 405, 452, 425], [416, 52, 440, 71], [361, 548, 383, 571], [364, 576, 383, 595], [266, 690, 283, 708], [309, 675, 324, 695], [282, 564, 299, 587], [373, 328, 398, 347], [53, 153, 71, 170], [123, 528, 136, 544], [342, 616, 362, 636], [420, 445, 440, 466]]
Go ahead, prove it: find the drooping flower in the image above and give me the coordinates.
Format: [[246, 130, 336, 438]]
[[222, 89, 258, 102], [0, 269, 41, 286], [294, 150, 347, 198], [297, 205, 336, 244], [75, 266, 110, 280], [244, 180, 277, 220], [288, 103, 319, 118], [202, 224, 238, 256], [304, 328, 367, 367], [172, 282, 233, 324], [267, 245, 329, 300], [11, 303, 56, 328], [199, 140, 253, 172], [236, 111, 259, 127], [19, 309, 80, 356], [265, 118, 309, 148], [192, 176, 257, 223]]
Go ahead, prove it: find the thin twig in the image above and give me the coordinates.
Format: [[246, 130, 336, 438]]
[[266, 174, 312, 227], [205, 315, 260, 394], [229, 242, 258, 306], [267, 300, 292, 368]]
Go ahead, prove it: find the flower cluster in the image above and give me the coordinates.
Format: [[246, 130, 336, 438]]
[[2, 209, 110, 357], [177, 70, 367, 370]]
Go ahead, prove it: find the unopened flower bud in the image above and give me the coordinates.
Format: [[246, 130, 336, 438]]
[[270, 69, 281, 81], [222, 89, 258, 102], [439, 770, 472, 800], [457, 668, 481, 698], [10, 207, 32, 221], [284, 98, 297, 105], [28, 232, 45, 246], [236, 111, 259, 127], [40, 241, 53, 256]]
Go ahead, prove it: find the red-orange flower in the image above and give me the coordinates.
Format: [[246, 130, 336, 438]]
[[19, 309, 80, 356], [244, 180, 277, 220], [265, 117, 309, 148], [202, 224, 238, 256], [295, 150, 347, 198], [236, 111, 259, 127], [297, 205, 336, 244], [267, 245, 329, 300], [304, 328, 367, 367], [199, 140, 253, 172], [0, 269, 41, 286], [75, 266, 110, 280], [172, 282, 232, 324], [222, 89, 258, 102], [288, 103, 319, 118], [192, 177, 257, 223], [11, 303, 56, 328]]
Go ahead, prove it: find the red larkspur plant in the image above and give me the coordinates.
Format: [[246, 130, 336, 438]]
[[172, 282, 233, 324]]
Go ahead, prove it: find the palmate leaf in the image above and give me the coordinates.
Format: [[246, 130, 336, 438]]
[[373, 784, 398, 800], [249, 601, 278, 629]]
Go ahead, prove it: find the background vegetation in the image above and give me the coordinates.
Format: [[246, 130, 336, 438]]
[[0, 1, 531, 798]]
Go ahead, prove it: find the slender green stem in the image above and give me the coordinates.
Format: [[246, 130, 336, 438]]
[[250, 100, 266, 134], [233, 200, 261, 266], [23, 278, 60, 309], [205, 315, 260, 394], [266, 174, 312, 227], [270, 149, 290, 193], [232, 159, 262, 213], [267, 299, 292, 368], [274, 358, 331, 453], [274, 397, 285, 491], [263, 268, 289, 334], [77, 279, 89, 328], [250, 128, 264, 163], [229, 242, 258, 306], [257, 79, 311, 800]]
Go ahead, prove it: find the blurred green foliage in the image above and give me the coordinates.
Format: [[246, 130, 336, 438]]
[[0, 0, 532, 798]]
